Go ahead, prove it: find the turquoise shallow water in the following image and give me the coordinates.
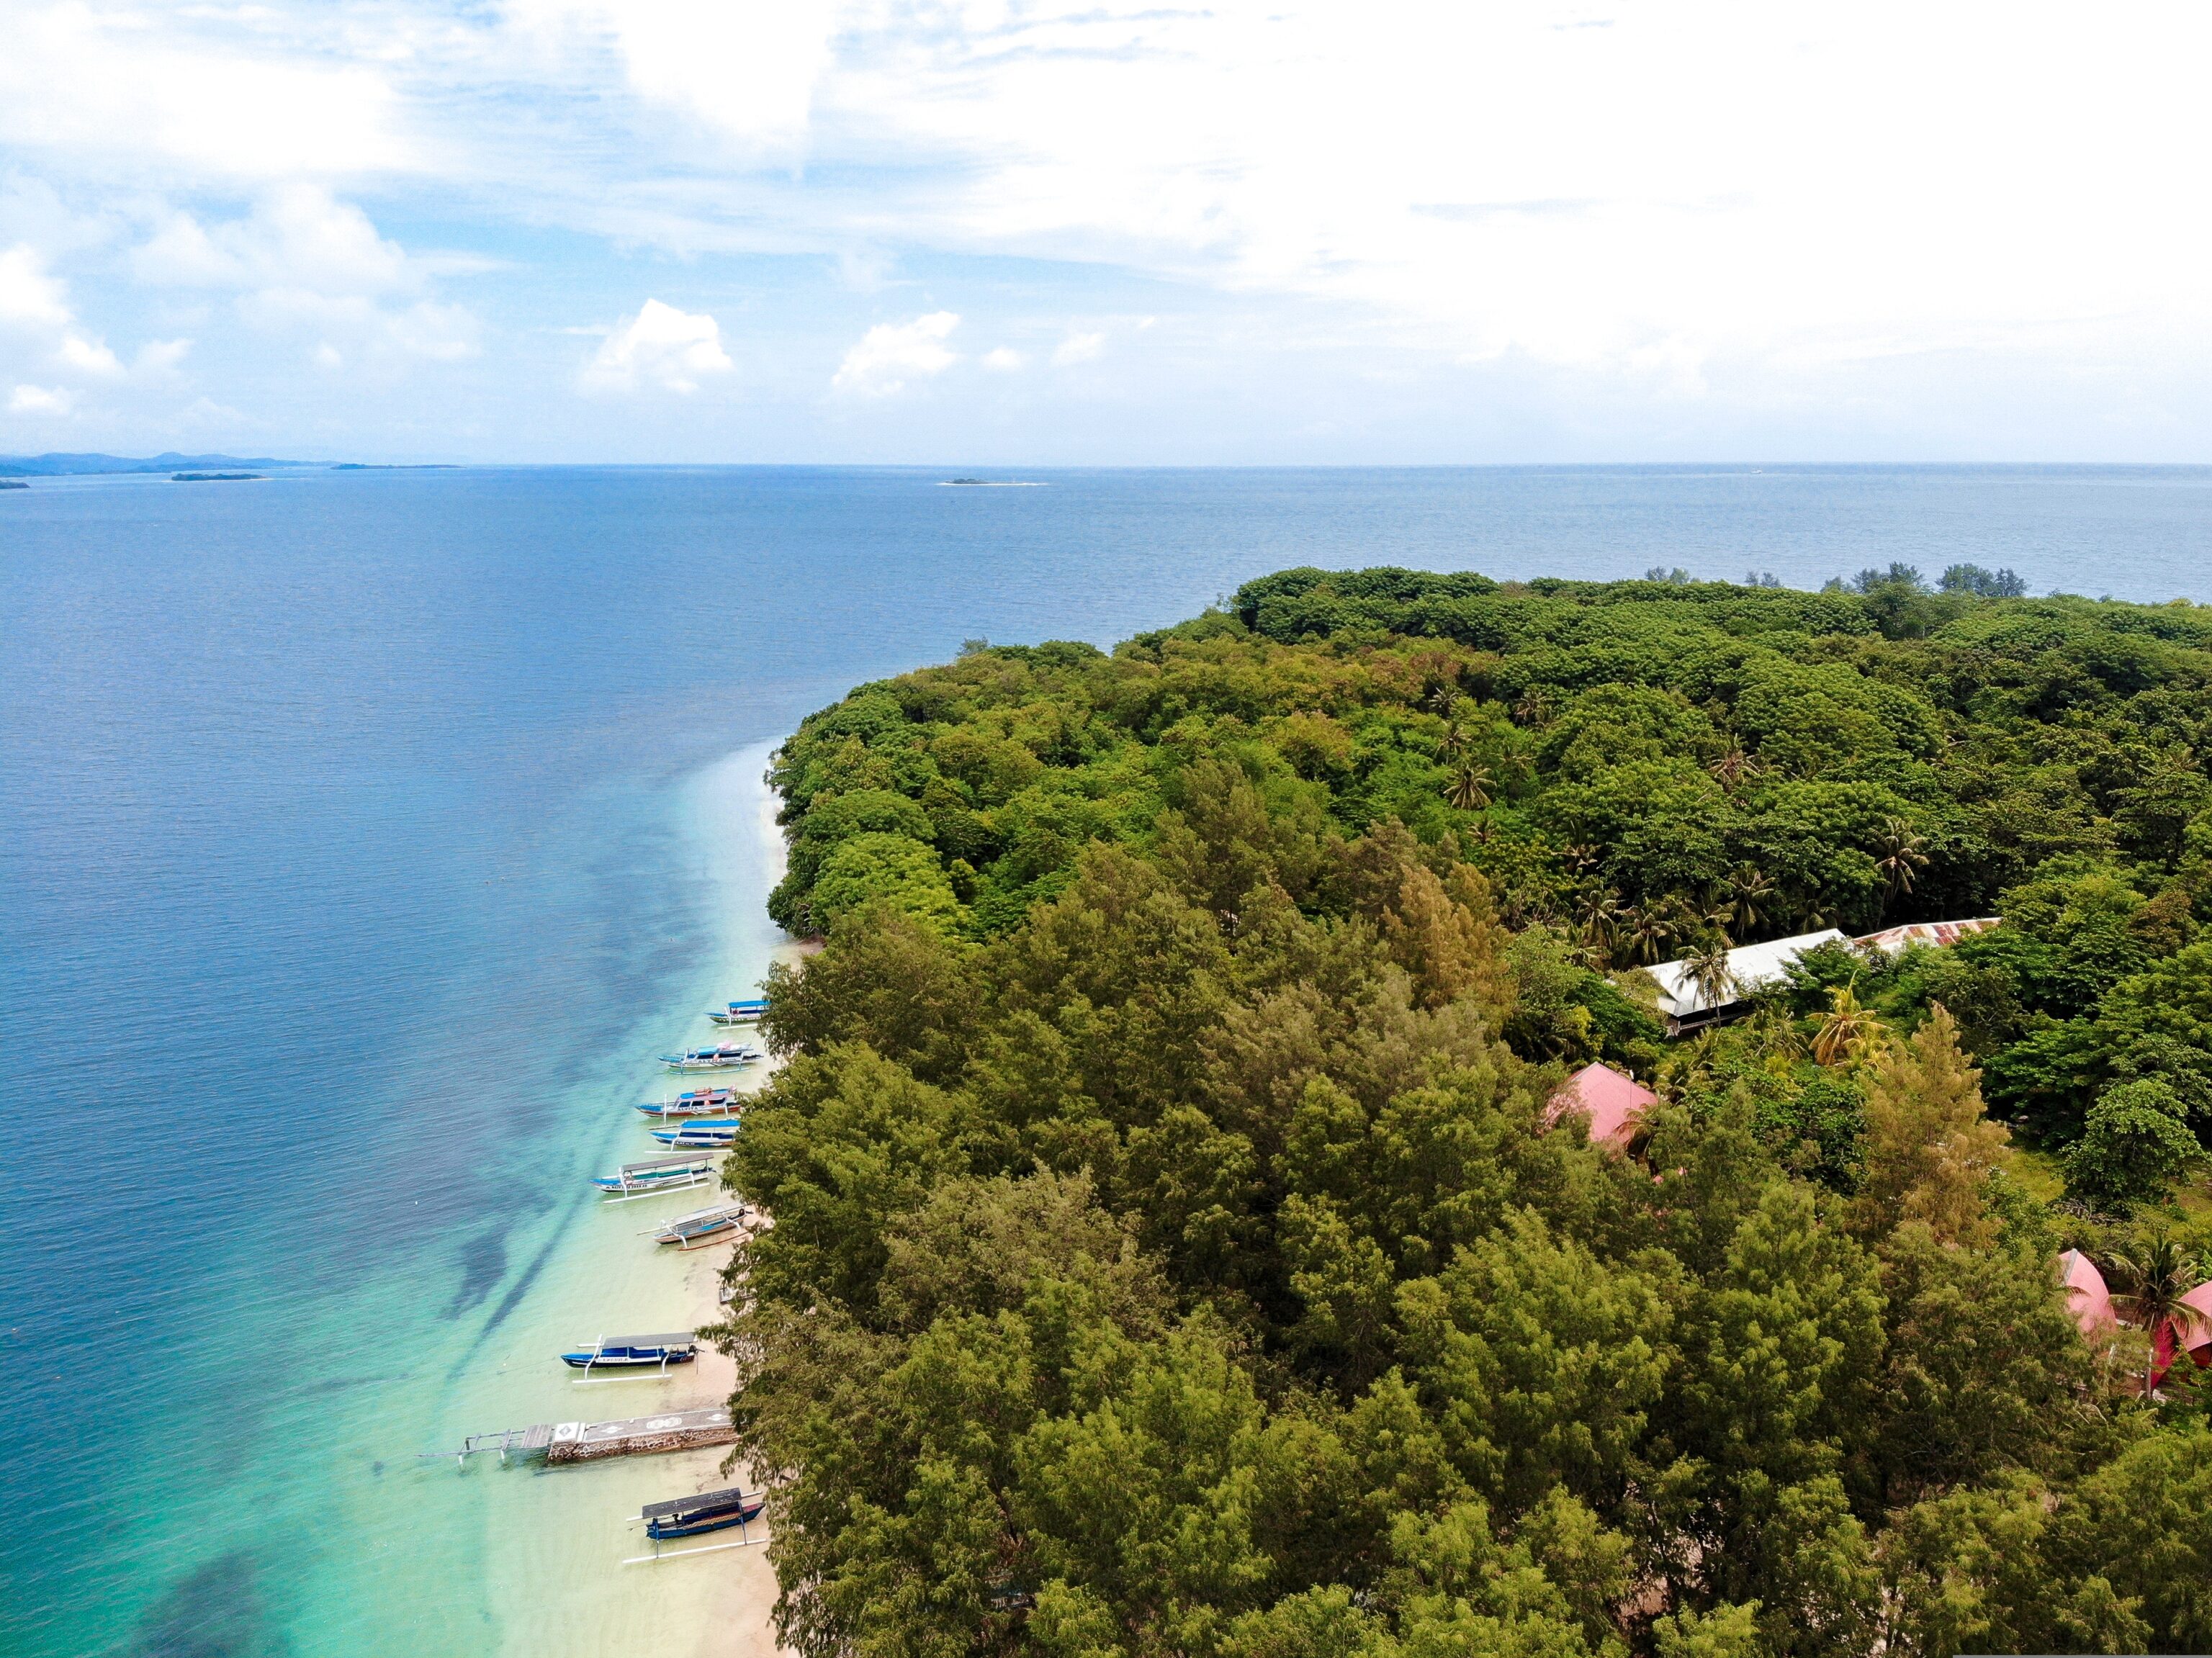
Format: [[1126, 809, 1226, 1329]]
[[4, 463, 2212, 1656]]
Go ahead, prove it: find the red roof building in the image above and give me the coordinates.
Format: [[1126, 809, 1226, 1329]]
[[1546, 1062, 1658, 1151]]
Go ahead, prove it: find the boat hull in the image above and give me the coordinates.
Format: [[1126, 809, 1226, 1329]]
[[559, 1348, 697, 1369], [645, 1495, 765, 1540]]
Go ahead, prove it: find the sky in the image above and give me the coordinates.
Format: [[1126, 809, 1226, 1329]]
[[1, 1, 2210, 464]]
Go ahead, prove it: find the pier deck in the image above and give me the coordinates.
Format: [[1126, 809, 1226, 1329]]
[[426, 1404, 733, 1466]]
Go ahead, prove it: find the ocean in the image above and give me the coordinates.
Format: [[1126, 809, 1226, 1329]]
[[4, 464, 2210, 1657]]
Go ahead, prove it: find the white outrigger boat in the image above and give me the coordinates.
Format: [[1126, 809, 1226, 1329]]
[[649, 1202, 751, 1249], [635, 1086, 740, 1119], [594, 1153, 716, 1198], [709, 999, 769, 1026], [649, 1119, 739, 1149], [660, 1043, 762, 1073]]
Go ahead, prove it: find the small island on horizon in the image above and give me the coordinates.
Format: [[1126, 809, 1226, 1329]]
[[171, 472, 264, 482]]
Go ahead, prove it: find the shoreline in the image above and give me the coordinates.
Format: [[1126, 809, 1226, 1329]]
[[469, 740, 799, 1657]]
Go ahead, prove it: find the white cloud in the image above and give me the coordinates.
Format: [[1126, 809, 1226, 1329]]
[[0, 4, 408, 181], [0, 240, 171, 398], [9, 382, 73, 414], [135, 191, 480, 371], [1051, 332, 1105, 368], [581, 299, 733, 394], [136, 189, 414, 296], [832, 311, 959, 397], [6, 0, 2212, 451], [0, 244, 73, 328], [981, 347, 1025, 372], [503, 0, 839, 152], [55, 331, 122, 377]]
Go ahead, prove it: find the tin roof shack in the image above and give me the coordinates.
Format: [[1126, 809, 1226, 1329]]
[[1645, 928, 1847, 1035]]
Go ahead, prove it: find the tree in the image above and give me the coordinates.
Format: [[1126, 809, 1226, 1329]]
[[1719, 863, 1776, 938], [1683, 938, 1738, 1011], [1445, 762, 1493, 811], [2105, 1233, 2212, 1397], [1812, 985, 1884, 1068], [1853, 1006, 2008, 1246], [1873, 817, 1930, 909], [2062, 1078, 2206, 1216]]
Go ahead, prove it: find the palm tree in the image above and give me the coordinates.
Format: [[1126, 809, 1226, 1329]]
[[1446, 762, 1494, 811], [1513, 689, 1554, 728], [2107, 1235, 2212, 1397], [1622, 903, 1679, 965], [1812, 984, 1885, 1067], [1575, 888, 1622, 962], [1709, 746, 1758, 791], [1875, 816, 1930, 904], [1681, 938, 1737, 1012], [1745, 997, 1807, 1068], [1719, 864, 1776, 939], [1437, 720, 1472, 761]]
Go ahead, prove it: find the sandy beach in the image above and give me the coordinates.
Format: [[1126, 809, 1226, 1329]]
[[468, 747, 801, 1657]]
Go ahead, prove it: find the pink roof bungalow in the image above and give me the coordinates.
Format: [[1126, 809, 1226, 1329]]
[[1546, 1062, 1658, 1152], [2058, 1249, 2117, 1341], [2180, 1280, 2212, 1369]]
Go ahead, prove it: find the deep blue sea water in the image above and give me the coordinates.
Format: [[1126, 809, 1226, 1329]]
[[4, 464, 2211, 1657]]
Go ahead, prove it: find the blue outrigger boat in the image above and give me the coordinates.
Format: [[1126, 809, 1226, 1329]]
[[708, 999, 769, 1027], [650, 1120, 739, 1149], [635, 1086, 739, 1119], [561, 1332, 698, 1373], [660, 1043, 762, 1072], [642, 1486, 765, 1541]]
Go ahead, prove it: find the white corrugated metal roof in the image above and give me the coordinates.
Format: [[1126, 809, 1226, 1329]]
[[1645, 927, 1848, 1018]]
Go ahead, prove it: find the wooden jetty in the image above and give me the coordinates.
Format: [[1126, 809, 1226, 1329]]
[[424, 1405, 734, 1467]]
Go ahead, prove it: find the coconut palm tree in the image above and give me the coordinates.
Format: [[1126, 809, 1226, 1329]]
[[1709, 746, 1758, 791], [1681, 938, 1737, 1012], [1875, 817, 1931, 904], [1437, 720, 1472, 761], [1719, 864, 1776, 940], [1812, 984, 1884, 1067], [2106, 1235, 2212, 1397], [1446, 762, 1494, 811], [1622, 903, 1680, 966], [1513, 689, 1554, 728]]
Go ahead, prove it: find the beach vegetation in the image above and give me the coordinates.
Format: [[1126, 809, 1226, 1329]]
[[720, 568, 2212, 1657]]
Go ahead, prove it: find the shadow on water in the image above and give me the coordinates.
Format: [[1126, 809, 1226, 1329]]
[[123, 1553, 290, 1658], [441, 1227, 509, 1320], [448, 1191, 590, 1372]]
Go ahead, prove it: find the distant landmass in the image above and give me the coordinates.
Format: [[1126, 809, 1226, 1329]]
[[0, 451, 298, 477]]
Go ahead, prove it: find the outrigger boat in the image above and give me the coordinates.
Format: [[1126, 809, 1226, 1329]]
[[560, 1332, 698, 1373], [650, 1120, 740, 1149], [642, 1486, 764, 1541], [660, 1043, 762, 1072], [594, 1153, 715, 1197], [650, 1202, 750, 1249], [709, 999, 769, 1026], [635, 1086, 739, 1119]]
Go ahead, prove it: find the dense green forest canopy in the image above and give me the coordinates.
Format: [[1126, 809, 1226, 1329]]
[[719, 567, 2212, 1658]]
